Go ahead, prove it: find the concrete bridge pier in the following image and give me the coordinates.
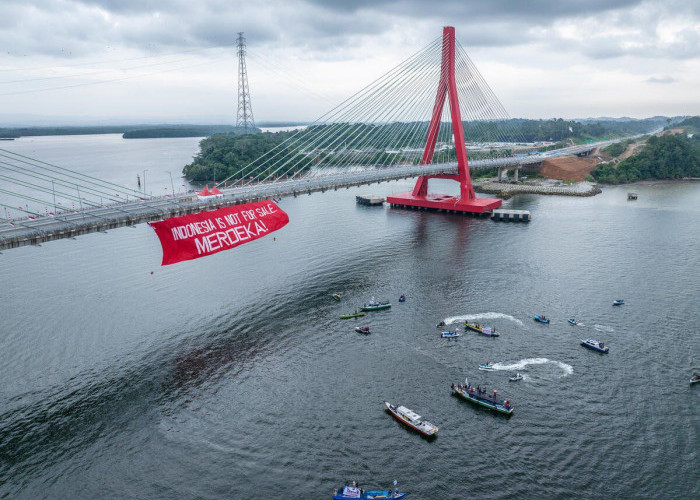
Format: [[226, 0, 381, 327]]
[[514, 167, 519, 182]]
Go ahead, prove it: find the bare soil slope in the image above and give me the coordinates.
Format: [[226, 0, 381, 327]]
[[539, 148, 610, 181]]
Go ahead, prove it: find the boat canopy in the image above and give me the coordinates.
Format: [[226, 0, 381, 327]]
[[397, 406, 421, 421], [342, 486, 361, 498]]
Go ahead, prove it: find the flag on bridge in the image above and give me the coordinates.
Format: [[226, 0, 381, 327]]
[[148, 200, 289, 265]]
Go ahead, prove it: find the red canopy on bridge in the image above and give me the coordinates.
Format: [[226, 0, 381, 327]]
[[198, 186, 213, 197], [210, 186, 222, 195]]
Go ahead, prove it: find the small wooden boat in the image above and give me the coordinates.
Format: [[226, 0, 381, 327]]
[[333, 481, 408, 500], [581, 338, 609, 353], [568, 318, 577, 325], [509, 373, 523, 382], [355, 326, 370, 334], [340, 312, 366, 319], [689, 373, 700, 385], [332, 293, 342, 301], [398, 294, 406, 303], [613, 299, 624, 306], [451, 382, 513, 416], [384, 402, 438, 437], [478, 362, 495, 371], [360, 300, 391, 312], [441, 331, 460, 339], [465, 322, 499, 336], [533, 315, 550, 324]]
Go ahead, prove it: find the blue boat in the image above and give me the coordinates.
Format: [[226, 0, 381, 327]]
[[398, 294, 406, 303], [333, 481, 407, 499], [533, 315, 550, 324], [568, 318, 577, 325], [441, 330, 460, 339], [581, 338, 609, 353], [613, 299, 624, 306]]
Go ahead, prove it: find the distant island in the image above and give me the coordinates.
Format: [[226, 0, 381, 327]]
[[0, 124, 258, 139], [122, 125, 258, 139]]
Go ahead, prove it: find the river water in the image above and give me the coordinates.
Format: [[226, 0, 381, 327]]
[[0, 135, 698, 499]]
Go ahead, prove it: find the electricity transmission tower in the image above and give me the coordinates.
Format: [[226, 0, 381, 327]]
[[236, 32, 255, 133]]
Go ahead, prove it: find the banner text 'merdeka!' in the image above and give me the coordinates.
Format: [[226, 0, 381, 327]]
[[149, 200, 289, 265]]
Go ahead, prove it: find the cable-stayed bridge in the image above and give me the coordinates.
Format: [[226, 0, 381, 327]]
[[0, 27, 637, 251]]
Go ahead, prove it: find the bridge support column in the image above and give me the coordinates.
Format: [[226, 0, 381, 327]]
[[386, 26, 501, 214], [498, 167, 503, 182], [514, 168, 519, 182]]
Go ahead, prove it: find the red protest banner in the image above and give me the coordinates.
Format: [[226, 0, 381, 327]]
[[149, 200, 289, 265]]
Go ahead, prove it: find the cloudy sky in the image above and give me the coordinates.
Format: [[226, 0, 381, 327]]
[[0, 0, 698, 125]]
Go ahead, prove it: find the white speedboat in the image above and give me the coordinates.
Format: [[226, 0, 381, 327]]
[[384, 402, 438, 437]]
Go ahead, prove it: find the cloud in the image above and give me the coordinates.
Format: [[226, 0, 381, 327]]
[[3, 0, 696, 59], [646, 75, 677, 84], [0, 0, 697, 122]]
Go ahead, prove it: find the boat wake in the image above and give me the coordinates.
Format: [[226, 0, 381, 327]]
[[444, 312, 524, 327], [594, 324, 615, 333], [492, 358, 573, 377]]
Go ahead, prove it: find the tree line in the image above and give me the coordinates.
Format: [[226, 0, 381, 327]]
[[591, 133, 700, 184]]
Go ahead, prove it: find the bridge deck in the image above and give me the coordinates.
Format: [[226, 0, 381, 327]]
[[0, 138, 628, 250]]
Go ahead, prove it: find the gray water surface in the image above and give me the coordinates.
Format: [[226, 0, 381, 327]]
[[0, 135, 698, 499]]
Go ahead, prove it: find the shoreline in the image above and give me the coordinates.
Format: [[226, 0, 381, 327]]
[[473, 177, 699, 199], [473, 179, 601, 199]]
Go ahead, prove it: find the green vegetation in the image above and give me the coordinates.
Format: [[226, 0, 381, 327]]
[[183, 131, 309, 183], [602, 139, 634, 158], [591, 133, 700, 184], [670, 116, 700, 135]]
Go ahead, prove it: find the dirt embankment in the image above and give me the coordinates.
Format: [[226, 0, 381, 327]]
[[539, 148, 611, 181], [660, 128, 685, 136], [618, 142, 644, 161]]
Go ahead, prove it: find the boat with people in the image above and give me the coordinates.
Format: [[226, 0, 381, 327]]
[[533, 315, 550, 324], [436, 320, 446, 328], [509, 373, 523, 382], [398, 294, 406, 303], [360, 298, 392, 312], [340, 311, 366, 319], [332, 480, 407, 500], [581, 338, 609, 353], [441, 331, 460, 339], [332, 293, 342, 301], [464, 322, 499, 337], [689, 373, 700, 385], [613, 299, 625, 306], [355, 326, 370, 334], [568, 318, 577, 325], [384, 402, 438, 437], [451, 381, 514, 416], [478, 362, 495, 371]]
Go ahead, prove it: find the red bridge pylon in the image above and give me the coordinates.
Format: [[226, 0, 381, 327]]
[[386, 26, 502, 214]]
